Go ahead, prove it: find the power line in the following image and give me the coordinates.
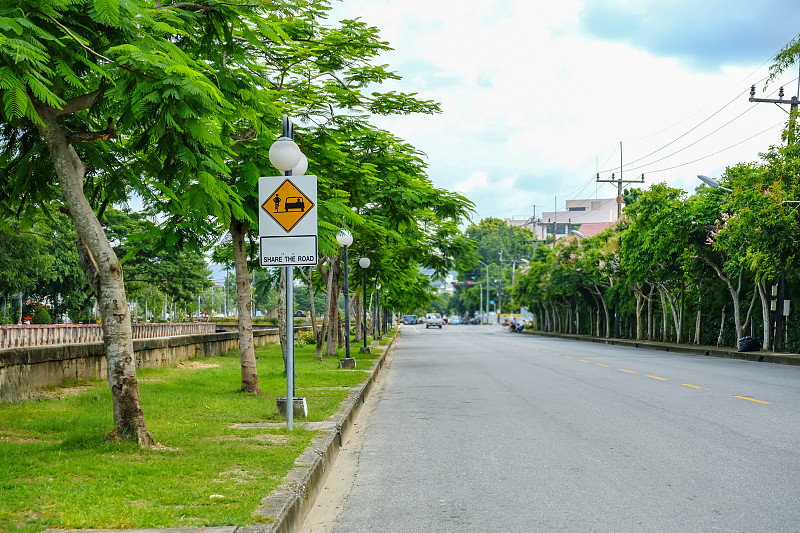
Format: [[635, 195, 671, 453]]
[[643, 120, 784, 175], [619, 105, 761, 174], [596, 77, 796, 179], [610, 87, 756, 171], [625, 52, 777, 143]]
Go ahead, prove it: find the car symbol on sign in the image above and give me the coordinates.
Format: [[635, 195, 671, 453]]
[[285, 197, 305, 212]]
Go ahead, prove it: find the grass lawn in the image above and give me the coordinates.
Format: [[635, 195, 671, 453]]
[[0, 332, 392, 532]]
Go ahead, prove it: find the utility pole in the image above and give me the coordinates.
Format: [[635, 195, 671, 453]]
[[523, 205, 539, 255], [748, 84, 798, 353], [498, 249, 503, 314], [595, 141, 645, 220]]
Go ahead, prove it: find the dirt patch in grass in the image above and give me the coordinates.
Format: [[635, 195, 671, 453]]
[[0, 429, 61, 444], [29, 385, 94, 401], [218, 433, 291, 445], [177, 361, 220, 370], [249, 434, 290, 444], [214, 468, 255, 484], [150, 443, 182, 452]]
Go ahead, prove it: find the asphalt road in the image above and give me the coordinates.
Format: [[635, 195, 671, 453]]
[[330, 324, 800, 533]]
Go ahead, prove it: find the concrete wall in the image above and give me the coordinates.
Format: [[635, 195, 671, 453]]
[[0, 328, 303, 403]]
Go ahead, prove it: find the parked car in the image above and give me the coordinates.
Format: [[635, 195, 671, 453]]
[[425, 312, 443, 329], [402, 314, 417, 325], [451, 316, 461, 325]]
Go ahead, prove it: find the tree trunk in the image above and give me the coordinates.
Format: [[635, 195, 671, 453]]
[[646, 285, 654, 341], [659, 289, 669, 342], [325, 254, 342, 356], [694, 292, 702, 345], [300, 263, 328, 362], [565, 304, 571, 333], [337, 312, 344, 349], [631, 282, 647, 340], [544, 303, 550, 331], [36, 105, 153, 446], [717, 305, 727, 347], [278, 268, 287, 369], [590, 286, 611, 338], [551, 304, 560, 332], [704, 259, 745, 341], [354, 292, 363, 342], [588, 292, 600, 337], [658, 282, 686, 343], [230, 218, 260, 394], [757, 281, 772, 350]]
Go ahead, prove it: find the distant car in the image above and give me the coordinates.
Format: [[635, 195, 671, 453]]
[[425, 312, 443, 329], [402, 314, 417, 325], [451, 316, 461, 325]]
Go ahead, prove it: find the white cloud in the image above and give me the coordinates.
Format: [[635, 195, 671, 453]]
[[328, 0, 797, 221]]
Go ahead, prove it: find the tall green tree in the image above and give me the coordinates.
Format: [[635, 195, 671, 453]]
[[0, 0, 247, 444], [0, 220, 52, 322], [620, 184, 691, 342], [461, 217, 532, 314]]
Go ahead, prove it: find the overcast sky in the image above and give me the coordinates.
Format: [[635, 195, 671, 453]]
[[326, 0, 800, 224]]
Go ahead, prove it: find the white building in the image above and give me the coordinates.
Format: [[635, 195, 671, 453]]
[[505, 197, 620, 240]]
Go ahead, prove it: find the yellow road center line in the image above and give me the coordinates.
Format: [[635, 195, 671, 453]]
[[579, 359, 590, 363], [682, 384, 702, 389], [597, 364, 610, 367], [564, 356, 573, 359], [647, 375, 667, 381], [733, 395, 770, 404], [619, 369, 635, 373]]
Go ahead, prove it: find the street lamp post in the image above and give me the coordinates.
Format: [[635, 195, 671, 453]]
[[493, 278, 504, 317], [475, 282, 483, 325], [336, 229, 355, 366], [359, 257, 371, 354], [697, 174, 732, 193], [478, 260, 489, 324], [268, 114, 309, 429], [376, 283, 382, 340]]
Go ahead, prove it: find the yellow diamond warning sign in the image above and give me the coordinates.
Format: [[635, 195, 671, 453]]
[[261, 178, 315, 233]]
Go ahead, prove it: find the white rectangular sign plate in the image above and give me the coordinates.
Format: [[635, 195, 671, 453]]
[[259, 235, 318, 267]]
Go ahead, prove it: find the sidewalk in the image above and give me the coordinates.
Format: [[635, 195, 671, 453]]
[[522, 329, 800, 366]]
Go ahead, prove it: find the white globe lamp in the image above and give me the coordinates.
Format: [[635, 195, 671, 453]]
[[268, 137, 302, 172], [291, 153, 308, 176], [336, 229, 353, 247]]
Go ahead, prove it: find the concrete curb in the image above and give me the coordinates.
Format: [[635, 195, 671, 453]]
[[522, 330, 800, 365], [237, 332, 399, 533]]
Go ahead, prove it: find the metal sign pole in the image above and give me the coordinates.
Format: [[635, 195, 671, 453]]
[[261, 115, 317, 429], [286, 265, 294, 430], [283, 116, 294, 430]]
